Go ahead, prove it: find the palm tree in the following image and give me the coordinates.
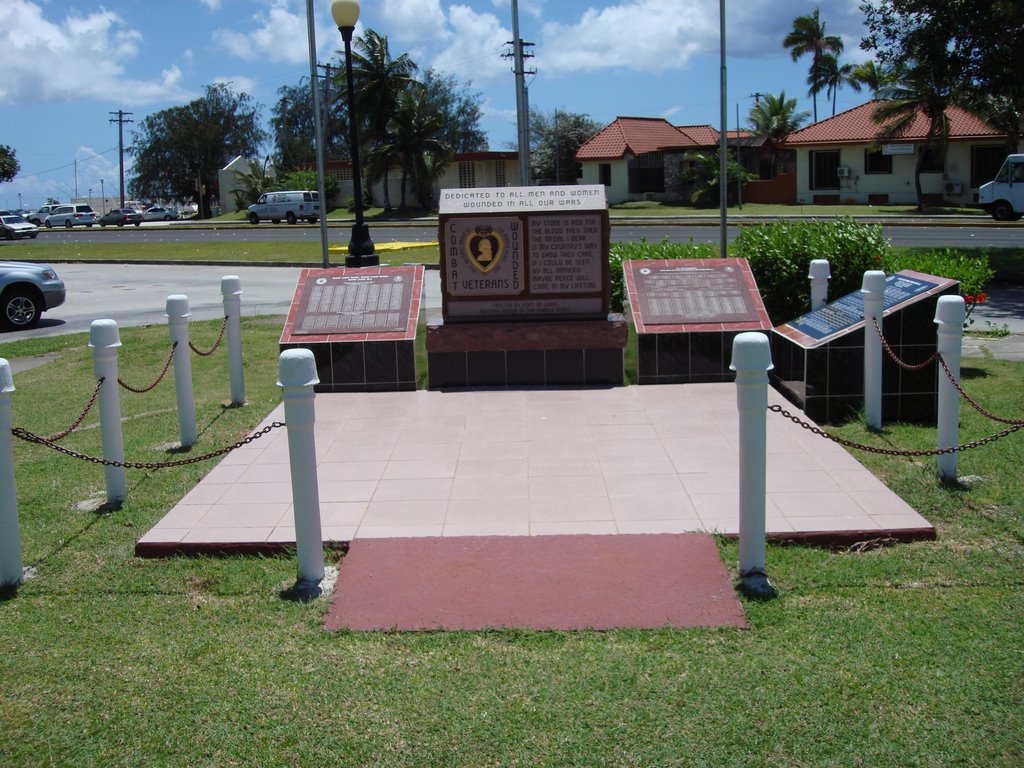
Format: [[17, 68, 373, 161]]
[[346, 29, 416, 210], [968, 94, 1024, 159], [814, 53, 860, 116], [850, 60, 900, 100], [783, 7, 843, 122], [747, 91, 811, 175], [871, 66, 955, 212]]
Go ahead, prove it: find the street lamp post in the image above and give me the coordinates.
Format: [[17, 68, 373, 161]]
[[331, 0, 378, 268], [100, 179, 106, 214]]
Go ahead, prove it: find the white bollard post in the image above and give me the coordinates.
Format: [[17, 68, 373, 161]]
[[221, 276, 245, 406], [730, 332, 775, 599], [278, 349, 324, 586], [935, 295, 966, 481], [89, 320, 127, 504], [808, 259, 831, 311], [166, 295, 197, 448], [862, 270, 887, 431], [0, 359, 24, 586]]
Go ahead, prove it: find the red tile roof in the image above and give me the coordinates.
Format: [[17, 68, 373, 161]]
[[677, 124, 721, 145], [784, 100, 1002, 145], [576, 117, 705, 160]]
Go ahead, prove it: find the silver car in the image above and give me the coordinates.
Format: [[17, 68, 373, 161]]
[[44, 203, 97, 228], [1, 215, 40, 240], [0, 261, 66, 329]]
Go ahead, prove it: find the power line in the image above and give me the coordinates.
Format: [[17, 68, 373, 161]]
[[18, 148, 119, 179]]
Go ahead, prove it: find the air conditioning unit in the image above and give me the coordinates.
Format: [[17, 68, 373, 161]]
[[944, 180, 963, 194], [836, 166, 851, 178]]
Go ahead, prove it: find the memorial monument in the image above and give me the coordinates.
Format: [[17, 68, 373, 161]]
[[280, 265, 424, 392], [772, 270, 960, 423], [427, 185, 627, 388], [623, 259, 773, 385]]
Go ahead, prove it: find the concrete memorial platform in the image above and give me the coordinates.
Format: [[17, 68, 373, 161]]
[[279, 265, 423, 392], [624, 258, 773, 385], [427, 185, 626, 388], [772, 270, 960, 423]]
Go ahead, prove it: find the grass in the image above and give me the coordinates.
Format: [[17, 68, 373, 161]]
[[1, 318, 1023, 766]]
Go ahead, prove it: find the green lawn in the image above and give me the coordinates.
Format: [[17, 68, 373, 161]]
[[1, 318, 1022, 767]]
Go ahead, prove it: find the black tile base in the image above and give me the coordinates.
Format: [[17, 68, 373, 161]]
[[428, 348, 623, 389], [280, 339, 416, 392], [636, 331, 740, 385]]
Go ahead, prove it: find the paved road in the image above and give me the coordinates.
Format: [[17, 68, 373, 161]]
[[19, 221, 1024, 248]]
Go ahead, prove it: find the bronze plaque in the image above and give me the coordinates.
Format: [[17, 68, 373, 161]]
[[292, 272, 413, 334], [528, 213, 604, 294], [633, 264, 759, 324]]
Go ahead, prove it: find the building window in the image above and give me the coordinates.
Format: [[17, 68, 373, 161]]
[[810, 150, 840, 189], [495, 160, 506, 188], [458, 162, 476, 188], [920, 145, 944, 173], [971, 145, 1006, 188], [628, 152, 664, 194], [864, 149, 892, 174], [599, 164, 611, 186]]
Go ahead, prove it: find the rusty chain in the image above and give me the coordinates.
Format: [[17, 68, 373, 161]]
[[872, 318, 939, 371], [937, 354, 1024, 426], [118, 342, 178, 393], [37, 377, 106, 443], [767, 404, 1022, 456], [189, 316, 228, 357], [11, 421, 286, 469]]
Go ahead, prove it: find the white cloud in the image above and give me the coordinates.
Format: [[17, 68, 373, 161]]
[[198, 0, 222, 10], [490, 0, 547, 18], [378, 0, 448, 43], [429, 5, 511, 84], [0, 0, 190, 105], [213, 0, 339, 66], [213, 75, 260, 97]]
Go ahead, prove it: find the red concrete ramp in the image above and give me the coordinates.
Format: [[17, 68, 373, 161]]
[[324, 534, 747, 631]]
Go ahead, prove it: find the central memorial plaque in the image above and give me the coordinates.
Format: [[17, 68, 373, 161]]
[[438, 185, 609, 322], [292, 271, 413, 334], [427, 185, 626, 388], [632, 263, 762, 324]]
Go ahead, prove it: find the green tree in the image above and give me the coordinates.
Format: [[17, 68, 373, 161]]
[[529, 109, 603, 184], [231, 156, 275, 211], [747, 92, 810, 175], [968, 94, 1024, 159], [681, 151, 752, 208], [783, 7, 844, 122], [419, 69, 487, 153], [0, 145, 19, 183], [129, 83, 267, 217], [850, 59, 900, 99]]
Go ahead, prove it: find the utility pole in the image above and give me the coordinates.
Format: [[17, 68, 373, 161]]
[[317, 63, 334, 150], [505, 0, 535, 186], [109, 110, 134, 208]]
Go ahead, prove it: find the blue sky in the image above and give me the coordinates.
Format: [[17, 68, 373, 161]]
[[1, 0, 873, 210]]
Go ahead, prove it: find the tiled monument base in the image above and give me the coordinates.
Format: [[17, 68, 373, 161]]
[[771, 270, 959, 424], [279, 266, 423, 392], [426, 315, 627, 388]]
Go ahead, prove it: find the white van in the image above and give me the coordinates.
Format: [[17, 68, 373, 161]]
[[978, 154, 1024, 221], [247, 190, 320, 224]]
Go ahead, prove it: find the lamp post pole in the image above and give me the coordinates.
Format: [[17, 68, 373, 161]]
[[332, 0, 378, 268], [100, 179, 106, 214]]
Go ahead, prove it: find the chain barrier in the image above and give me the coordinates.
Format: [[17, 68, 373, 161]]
[[37, 377, 106, 443], [872, 318, 939, 371], [937, 354, 1024, 426], [767, 404, 1022, 456], [189, 316, 228, 357], [11, 421, 286, 469], [118, 342, 178, 393]]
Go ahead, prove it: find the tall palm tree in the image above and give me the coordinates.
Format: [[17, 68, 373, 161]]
[[783, 7, 843, 122], [346, 29, 416, 210], [871, 65, 955, 212], [747, 91, 811, 175], [968, 94, 1024, 158], [814, 53, 860, 116]]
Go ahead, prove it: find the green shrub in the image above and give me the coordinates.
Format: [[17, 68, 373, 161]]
[[608, 238, 718, 312], [733, 218, 888, 323], [881, 247, 993, 298]]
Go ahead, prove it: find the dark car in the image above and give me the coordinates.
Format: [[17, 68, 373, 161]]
[[98, 208, 143, 227]]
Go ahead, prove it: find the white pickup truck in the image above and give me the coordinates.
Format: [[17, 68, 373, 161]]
[[978, 154, 1024, 221]]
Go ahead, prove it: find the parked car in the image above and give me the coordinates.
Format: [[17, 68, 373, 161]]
[[98, 208, 143, 227], [26, 205, 59, 226], [1, 215, 40, 240], [0, 261, 66, 330], [44, 203, 97, 228], [142, 206, 179, 221], [247, 190, 319, 224]]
